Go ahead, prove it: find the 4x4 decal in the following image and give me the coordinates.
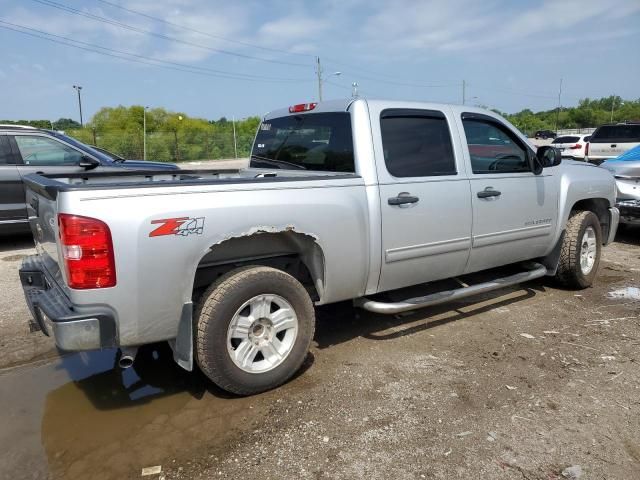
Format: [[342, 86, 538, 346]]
[[149, 217, 204, 237]]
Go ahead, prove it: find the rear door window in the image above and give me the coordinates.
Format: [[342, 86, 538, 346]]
[[380, 109, 456, 177], [251, 112, 354, 172], [14, 135, 84, 166], [590, 125, 640, 143]]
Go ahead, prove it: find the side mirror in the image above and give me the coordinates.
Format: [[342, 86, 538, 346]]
[[79, 155, 100, 170], [533, 146, 561, 174]]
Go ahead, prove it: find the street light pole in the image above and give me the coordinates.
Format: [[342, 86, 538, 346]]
[[315, 57, 341, 101], [610, 97, 623, 123], [232, 115, 238, 160], [143, 106, 149, 161], [73, 85, 83, 127]]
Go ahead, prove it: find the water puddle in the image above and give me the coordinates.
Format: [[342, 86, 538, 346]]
[[607, 287, 640, 300], [0, 344, 260, 480]]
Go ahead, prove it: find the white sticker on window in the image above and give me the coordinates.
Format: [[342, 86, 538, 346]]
[[260, 123, 271, 131]]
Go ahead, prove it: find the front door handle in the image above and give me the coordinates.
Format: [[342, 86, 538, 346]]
[[477, 188, 501, 198], [388, 193, 419, 206]]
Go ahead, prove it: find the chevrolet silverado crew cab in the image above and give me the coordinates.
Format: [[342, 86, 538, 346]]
[[0, 125, 178, 235], [19, 99, 619, 395]]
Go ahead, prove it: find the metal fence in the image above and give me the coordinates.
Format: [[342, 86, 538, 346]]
[[68, 129, 255, 163], [555, 128, 597, 136]]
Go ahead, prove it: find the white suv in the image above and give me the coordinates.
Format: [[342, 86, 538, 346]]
[[551, 134, 591, 160], [586, 122, 640, 165]]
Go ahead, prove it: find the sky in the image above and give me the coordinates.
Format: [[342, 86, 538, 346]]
[[1, 0, 639, 122]]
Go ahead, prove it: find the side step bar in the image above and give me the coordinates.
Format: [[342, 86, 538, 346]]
[[354, 262, 548, 315]]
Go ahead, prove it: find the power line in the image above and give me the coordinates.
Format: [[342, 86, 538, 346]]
[[0, 20, 313, 84], [30, 0, 310, 68], [95, 0, 314, 59]]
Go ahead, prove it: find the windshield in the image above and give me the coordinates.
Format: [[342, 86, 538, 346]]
[[250, 112, 355, 172], [49, 131, 114, 163]]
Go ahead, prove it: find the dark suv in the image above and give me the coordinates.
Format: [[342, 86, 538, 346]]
[[0, 125, 178, 235], [534, 129, 557, 140]]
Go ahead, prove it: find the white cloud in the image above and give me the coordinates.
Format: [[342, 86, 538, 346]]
[[357, 0, 640, 55], [255, 14, 329, 51]]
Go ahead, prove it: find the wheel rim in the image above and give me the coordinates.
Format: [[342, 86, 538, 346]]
[[226, 294, 298, 374], [579, 226, 597, 275]]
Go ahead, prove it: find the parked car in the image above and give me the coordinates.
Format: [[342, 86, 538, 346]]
[[534, 129, 557, 140], [551, 134, 591, 160], [0, 125, 179, 235], [601, 144, 640, 225], [20, 99, 618, 395], [585, 122, 640, 165]]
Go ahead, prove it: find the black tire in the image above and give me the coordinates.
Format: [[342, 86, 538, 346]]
[[555, 210, 602, 289], [195, 266, 315, 395]]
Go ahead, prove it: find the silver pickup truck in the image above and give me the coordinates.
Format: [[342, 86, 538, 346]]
[[20, 99, 619, 395]]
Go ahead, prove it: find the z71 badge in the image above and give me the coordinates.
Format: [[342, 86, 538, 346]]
[[149, 217, 204, 237]]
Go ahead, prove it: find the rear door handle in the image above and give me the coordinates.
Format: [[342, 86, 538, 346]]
[[477, 188, 501, 198], [388, 193, 419, 206]]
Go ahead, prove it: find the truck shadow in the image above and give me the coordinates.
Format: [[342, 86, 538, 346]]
[[315, 282, 543, 349], [615, 225, 640, 246]]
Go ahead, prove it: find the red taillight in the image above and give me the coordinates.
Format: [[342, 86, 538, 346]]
[[570, 144, 581, 150], [585, 142, 589, 156], [289, 102, 317, 113], [58, 214, 116, 289]]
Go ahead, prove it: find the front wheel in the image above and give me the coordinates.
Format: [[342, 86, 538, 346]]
[[195, 266, 315, 395], [555, 210, 602, 289]]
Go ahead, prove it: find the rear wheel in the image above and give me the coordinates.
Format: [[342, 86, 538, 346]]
[[195, 266, 315, 395], [556, 210, 602, 289]]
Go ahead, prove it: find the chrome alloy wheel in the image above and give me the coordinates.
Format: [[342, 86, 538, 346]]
[[226, 294, 298, 373], [579, 226, 597, 275]]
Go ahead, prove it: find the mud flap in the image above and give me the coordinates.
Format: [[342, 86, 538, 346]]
[[169, 302, 193, 371], [540, 230, 565, 276]]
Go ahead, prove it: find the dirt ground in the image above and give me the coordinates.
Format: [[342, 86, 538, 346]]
[[0, 226, 639, 480]]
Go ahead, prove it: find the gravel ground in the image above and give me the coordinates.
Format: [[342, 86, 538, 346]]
[[0, 234, 55, 369], [0, 227, 638, 480]]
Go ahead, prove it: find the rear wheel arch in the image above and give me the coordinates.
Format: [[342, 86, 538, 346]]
[[191, 230, 326, 305]]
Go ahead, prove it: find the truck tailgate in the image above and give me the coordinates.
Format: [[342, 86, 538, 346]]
[[25, 186, 64, 288]]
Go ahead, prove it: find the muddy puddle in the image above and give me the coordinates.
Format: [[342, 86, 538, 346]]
[[0, 344, 263, 480]]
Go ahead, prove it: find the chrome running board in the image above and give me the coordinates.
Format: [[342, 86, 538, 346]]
[[354, 262, 548, 315]]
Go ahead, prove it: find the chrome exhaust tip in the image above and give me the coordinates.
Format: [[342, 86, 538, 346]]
[[118, 347, 138, 369]]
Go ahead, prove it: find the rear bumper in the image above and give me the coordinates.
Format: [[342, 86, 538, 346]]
[[19, 255, 117, 351], [617, 200, 640, 225]]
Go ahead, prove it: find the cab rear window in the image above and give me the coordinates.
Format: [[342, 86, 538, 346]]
[[250, 113, 354, 172], [590, 125, 640, 143]]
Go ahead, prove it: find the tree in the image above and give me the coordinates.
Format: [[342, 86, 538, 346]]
[[52, 118, 81, 130]]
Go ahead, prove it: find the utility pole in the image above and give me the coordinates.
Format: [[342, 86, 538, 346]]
[[73, 85, 83, 127], [143, 106, 149, 161], [554, 78, 562, 132], [462, 80, 466, 105], [314, 57, 341, 101], [232, 115, 238, 159], [316, 56, 323, 102], [609, 96, 623, 123]]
